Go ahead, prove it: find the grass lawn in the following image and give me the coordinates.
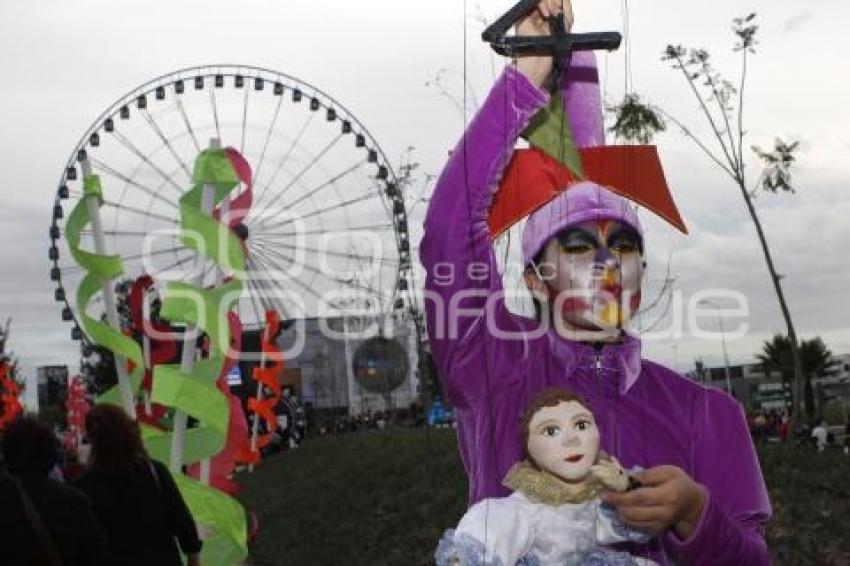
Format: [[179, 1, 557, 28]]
[[236, 429, 850, 565], [759, 443, 850, 564]]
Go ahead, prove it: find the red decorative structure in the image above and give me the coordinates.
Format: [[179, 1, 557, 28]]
[[0, 359, 23, 431], [126, 274, 178, 427], [64, 375, 89, 451], [187, 311, 250, 495], [237, 310, 283, 467]]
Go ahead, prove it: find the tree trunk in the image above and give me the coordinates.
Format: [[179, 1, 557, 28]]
[[737, 184, 806, 425]]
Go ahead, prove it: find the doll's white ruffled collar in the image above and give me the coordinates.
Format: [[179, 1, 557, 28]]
[[502, 460, 605, 505]]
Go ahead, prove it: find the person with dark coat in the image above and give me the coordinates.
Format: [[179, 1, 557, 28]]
[[0, 415, 108, 565], [0, 471, 42, 564], [74, 404, 202, 566]]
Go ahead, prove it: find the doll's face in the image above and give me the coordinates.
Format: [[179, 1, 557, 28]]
[[528, 220, 643, 333], [527, 400, 600, 483]]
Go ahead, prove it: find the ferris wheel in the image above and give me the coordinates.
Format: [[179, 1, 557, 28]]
[[48, 65, 414, 342]]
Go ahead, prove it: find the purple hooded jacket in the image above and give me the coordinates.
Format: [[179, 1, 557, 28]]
[[420, 57, 771, 565]]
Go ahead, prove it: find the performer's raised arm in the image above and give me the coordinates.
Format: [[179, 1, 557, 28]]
[[421, 0, 582, 407]]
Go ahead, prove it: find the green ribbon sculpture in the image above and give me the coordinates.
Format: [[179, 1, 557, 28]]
[[67, 149, 248, 565], [66, 175, 145, 407]]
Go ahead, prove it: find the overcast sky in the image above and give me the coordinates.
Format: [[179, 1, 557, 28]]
[[2, 0, 848, 408]]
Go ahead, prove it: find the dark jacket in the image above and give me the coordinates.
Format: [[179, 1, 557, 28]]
[[74, 458, 201, 565], [0, 471, 108, 565]]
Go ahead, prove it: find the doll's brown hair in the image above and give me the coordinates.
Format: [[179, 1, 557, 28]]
[[520, 387, 591, 459]]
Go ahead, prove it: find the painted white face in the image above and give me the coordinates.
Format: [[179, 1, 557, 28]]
[[527, 400, 600, 483], [535, 220, 643, 332]]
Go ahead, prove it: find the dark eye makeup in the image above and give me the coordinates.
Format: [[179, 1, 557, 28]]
[[556, 229, 598, 253], [554, 226, 644, 255], [607, 227, 643, 255]]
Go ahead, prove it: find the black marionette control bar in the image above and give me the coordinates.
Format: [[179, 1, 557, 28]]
[[483, 0, 622, 57]]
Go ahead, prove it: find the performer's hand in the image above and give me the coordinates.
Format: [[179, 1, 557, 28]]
[[601, 465, 707, 540], [515, 0, 574, 88]]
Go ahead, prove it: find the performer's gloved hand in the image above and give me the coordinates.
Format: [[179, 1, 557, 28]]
[[515, 0, 574, 88], [601, 465, 707, 540]]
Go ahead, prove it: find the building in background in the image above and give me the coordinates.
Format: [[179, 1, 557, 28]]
[[815, 353, 850, 419], [36, 364, 69, 415], [273, 315, 420, 416], [689, 353, 850, 416]]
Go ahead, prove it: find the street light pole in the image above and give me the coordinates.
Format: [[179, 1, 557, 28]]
[[700, 300, 733, 396]]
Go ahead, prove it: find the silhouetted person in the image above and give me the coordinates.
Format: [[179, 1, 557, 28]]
[[0, 415, 107, 565], [74, 404, 201, 566]]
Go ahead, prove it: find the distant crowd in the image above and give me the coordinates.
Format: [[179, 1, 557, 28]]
[[315, 405, 428, 436], [747, 408, 850, 454]]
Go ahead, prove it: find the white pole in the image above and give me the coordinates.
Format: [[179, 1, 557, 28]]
[[248, 321, 267, 472], [343, 316, 362, 416], [81, 160, 137, 420], [406, 316, 418, 409], [170, 138, 220, 474], [199, 184, 233, 484], [142, 291, 153, 416]]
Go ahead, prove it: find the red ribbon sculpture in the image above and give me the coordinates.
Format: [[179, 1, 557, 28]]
[[236, 310, 284, 466], [125, 275, 179, 427]]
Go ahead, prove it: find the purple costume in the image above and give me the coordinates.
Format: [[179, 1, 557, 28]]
[[420, 54, 771, 565]]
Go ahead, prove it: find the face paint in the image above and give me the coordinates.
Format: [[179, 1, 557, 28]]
[[527, 400, 600, 483], [536, 220, 643, 332]]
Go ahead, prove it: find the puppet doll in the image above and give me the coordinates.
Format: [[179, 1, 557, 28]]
[[437, 387, 655, 566]]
